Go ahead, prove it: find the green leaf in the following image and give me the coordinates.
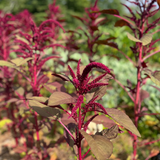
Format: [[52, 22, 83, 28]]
[[48, 91, 77, 106], [11, 57, 33, 66], [145, 70, 160, 87], [80, 130, 113, 160], [28, 100, 61, 119], [27, 96, 48, 103], [140, 34, 153, 46], [106, 108, 141, 137], [127, 33, 141, 43], [127, 33, 153, 46], [0, 60, 20, 70]]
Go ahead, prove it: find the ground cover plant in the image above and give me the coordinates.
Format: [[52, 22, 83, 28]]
[[0, 0, 160, 160]]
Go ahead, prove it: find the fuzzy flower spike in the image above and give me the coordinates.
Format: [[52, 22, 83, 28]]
[[68, 59, 110, 95]]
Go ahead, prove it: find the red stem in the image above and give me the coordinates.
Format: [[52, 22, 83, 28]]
[[78, 101, 82, 160], [133, 43, 143, 160]]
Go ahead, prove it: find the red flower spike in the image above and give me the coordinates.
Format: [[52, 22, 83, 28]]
[[77, 59, 81, 80], [68, 65, 76, 79], [68, 95, 84, 118], [86, 83, 108, 93], [89, 72, 107, 85], [81, 62, 110, 83], [86, 102, 107, 115]]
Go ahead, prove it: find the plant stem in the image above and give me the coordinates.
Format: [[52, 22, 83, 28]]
[[133, 43, 143, 160], [78, 103, 82, 160]]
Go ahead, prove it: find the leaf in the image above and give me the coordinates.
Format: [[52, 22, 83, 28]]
[[115, 19, 129, 27], [61, 113, 76, 125], [88, 115, 116, 128], [127, 33, 142, 43], [80, 130, 113, 160], [43, 84, 56, 93], [140, 34, 153, 46], [140, 89, 150, 103], [93, 9, 119, 15], [27, 96, 48, 103], [15, 35, 29, 44], [0, 60, 19, 70], [106, 108, 141, 137], [11, 57, 33, 66], [114, 15, 135, 26], [92, 86, 107, 101], [145, 70, 160, 87], [28, 100, 61, 119], [127, 33, 153, 46], [52, 73, 70, 81], [64, 123, 77, 147], [101, 124, 119, 140], [15, 87, 25, 96], [48, 91, 77, 106]]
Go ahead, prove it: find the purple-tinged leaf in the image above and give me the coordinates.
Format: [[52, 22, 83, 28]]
[[64, 123, 78, 147], [61, 113, 77, 125], [93, 86, 107, 100], [87, 115, 116, 128], [28, 100, 61, 119], [48, 91, 77, 106], [96, 124, 119, 140], [80, 130, 113, 160], [106, 108, 141, 137], [140, 89, 150, 103], [85, 92, 94, 103]]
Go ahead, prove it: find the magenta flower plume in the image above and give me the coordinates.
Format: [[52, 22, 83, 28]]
[[68, 60, 110, 95], [81, 62, 110, 83]]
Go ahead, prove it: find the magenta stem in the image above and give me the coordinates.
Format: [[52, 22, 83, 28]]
[[133, 43, 143, 160]]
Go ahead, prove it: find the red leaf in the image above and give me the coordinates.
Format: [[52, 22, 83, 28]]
[[115, 19, 129, 27], [93, 9, 119, 15]]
